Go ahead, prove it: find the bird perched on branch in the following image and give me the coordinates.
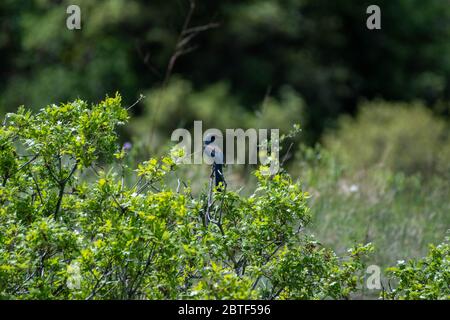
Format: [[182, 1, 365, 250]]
[[203, 134, 225, 190]]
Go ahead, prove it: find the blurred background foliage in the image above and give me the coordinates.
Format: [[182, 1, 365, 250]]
[[324, 102, 450, 179], [2, 0, 450, 140], [1, 0, 449, 285]]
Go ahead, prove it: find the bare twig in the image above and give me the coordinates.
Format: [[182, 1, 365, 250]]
[[147, 0, 219, 148], [182, 23, 220, 35], [126, 94, 146, 111], [134, 41, 162, 78], [280, 142, 294, 167]]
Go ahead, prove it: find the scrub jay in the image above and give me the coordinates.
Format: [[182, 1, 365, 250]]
[[203, 134, 225, 190]]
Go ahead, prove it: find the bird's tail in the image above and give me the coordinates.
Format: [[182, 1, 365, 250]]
[[213, 163, 225, 190]]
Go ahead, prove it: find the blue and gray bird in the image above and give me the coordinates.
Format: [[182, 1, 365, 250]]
[[203, 134, 225, 190]]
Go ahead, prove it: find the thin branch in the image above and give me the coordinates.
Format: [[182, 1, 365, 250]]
[[271, 287, 284, 300], [54, 161, 78, 218], [182, 23, 220, 35], [148, 0, 219, 148], [44, 163, 59, 184], [128, 243, 156, 298], [280, 142, 294, 167], [17, 153, 39, 172], [131, 175, 144, 191], [30, 171, 43, 203], [134, 41, 162, 78], [126, 94, 146, 111], [86, 267, 113, 300]]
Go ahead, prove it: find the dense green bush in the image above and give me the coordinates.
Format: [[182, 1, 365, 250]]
[[324, 101, 450, 178], [383, 237, 449, 300], [0, 95, 372, 299]]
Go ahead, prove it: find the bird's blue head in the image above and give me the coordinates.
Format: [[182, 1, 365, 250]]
[[203, 134, 216, 146]]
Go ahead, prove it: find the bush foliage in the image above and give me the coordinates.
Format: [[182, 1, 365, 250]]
[[0, 95, 374, 299], [383, 238, 450, 300]]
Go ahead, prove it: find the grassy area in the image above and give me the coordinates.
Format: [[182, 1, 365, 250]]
[[302, 158, 449, 268]]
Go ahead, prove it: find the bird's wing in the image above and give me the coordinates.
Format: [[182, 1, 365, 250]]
[[212, 146, 224, 164], [204, 145, 224, 164]]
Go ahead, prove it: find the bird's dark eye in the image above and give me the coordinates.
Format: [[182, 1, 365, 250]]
[[204, 134, 216, 145]]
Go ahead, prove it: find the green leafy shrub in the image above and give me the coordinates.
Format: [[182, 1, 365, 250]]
[[383, 237, 450, 300], [0, 95, 371, 299]]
